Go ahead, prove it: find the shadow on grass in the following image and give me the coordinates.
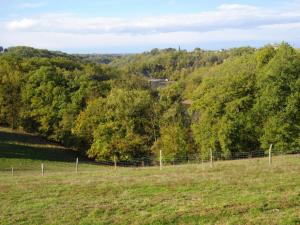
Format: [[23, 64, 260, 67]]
[[0, 130, 54, 146], [0, 130, 87, 162], [0, 142, 81, 162]]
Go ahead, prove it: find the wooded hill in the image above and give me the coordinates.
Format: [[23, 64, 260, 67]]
[[0, 44, 299, 161]]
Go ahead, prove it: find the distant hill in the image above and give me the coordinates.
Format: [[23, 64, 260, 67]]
[[5, 46, 72, 59]]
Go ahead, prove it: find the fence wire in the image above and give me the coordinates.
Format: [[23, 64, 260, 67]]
[[1, 147, 299, 175]]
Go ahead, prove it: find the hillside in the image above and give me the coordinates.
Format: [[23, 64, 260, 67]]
[[0, 127, 90, 172], [0, 43, 299, 164], [0, 128, 299, 224]]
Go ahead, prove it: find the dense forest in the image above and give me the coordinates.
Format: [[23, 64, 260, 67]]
[[0, 44, 299, 162]]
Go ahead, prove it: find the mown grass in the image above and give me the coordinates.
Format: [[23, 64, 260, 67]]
[[0, 128, 300, 224]]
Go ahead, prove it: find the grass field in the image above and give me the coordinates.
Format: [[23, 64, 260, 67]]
[[0, 128, 300, 225]]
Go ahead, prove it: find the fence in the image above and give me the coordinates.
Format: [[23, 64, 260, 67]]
[[1, 145, 300, 176], [86, 145, 299, 167]]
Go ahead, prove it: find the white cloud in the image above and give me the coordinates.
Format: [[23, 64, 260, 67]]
[[6, 18, 37, 30], [2, 3, 300, 52], [1, 25, 299, 52], [6, 4, 300, 34]]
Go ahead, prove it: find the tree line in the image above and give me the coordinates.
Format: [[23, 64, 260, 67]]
[[0, 44, 299, 162]]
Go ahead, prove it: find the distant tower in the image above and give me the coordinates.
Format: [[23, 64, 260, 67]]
[[178, 45, 181, 52]]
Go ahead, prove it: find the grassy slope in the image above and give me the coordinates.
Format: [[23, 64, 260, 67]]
[[0, 127, 91, 172], [0, 128, 300, 225]]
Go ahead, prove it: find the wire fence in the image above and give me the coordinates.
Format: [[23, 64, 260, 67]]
[[82, 145, 300, 166], [1, 145, 300, 176]]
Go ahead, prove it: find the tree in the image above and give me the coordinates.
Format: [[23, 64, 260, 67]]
[[151, 82, 192, 162], [21, 66, 69, 137], [72, 98, 106, 148], [151, 123, 189, 163], [255, 43, 300, 151], [191, 55, 259, 158], [255, 45, 276, 68], [0, 57, 22, 129], [75, 88, 156, 161]]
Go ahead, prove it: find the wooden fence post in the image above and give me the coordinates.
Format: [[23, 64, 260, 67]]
[[11, 167, 14, 176], [210, 148, 213, 167], [269, 144, 273, 165], [114, 156, 117, 170], [76, 157, 78, 173], [160, 150, 162, 170], [41, 163, 44, 176]]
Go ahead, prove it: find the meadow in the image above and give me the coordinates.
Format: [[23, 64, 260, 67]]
[[0, 128, 300, 225]]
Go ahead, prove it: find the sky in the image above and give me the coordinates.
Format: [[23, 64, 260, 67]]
[[1, 0, 300, 53]]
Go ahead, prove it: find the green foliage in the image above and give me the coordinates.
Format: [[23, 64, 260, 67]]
[[21, 66, 68, 135], [72, 98, 105, 147], [151, 123, 189, 162], [191, 55, 259, 158], [0, 47, 115, 147], [0, 56, 22, 129], [83, 89, 153, 160], [110, 47, 251, 80], [5, 46, 71, 59], [255, 45, 276, 68], [0, 44, 299, 162], [150, 82, 192, 162], [191, 43, 300, 158], [255, 43, 300, 151]]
